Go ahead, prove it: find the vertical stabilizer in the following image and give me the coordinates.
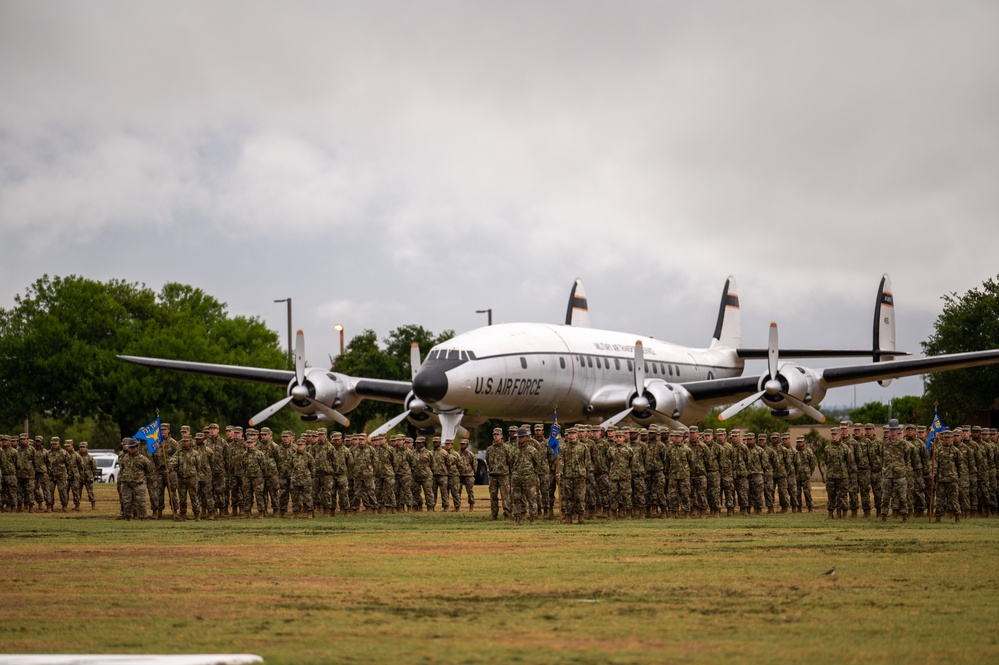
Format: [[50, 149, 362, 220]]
[[565, 279, 590, 327], [875, 274, 896, 386], [711, 276, 741, 349]]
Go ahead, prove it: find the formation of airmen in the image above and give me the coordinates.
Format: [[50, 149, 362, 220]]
[[0, 434, 98, 512], [3, 418, 996, 526], [823, 419, 999, 523]]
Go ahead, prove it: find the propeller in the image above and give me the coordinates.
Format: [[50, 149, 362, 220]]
[[249, 330, 350, 427], [718, 323, 826, 422], [369, 343, 427, 438], [599, 341, 684, 429]]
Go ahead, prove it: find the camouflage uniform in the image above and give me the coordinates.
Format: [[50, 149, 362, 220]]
[[412, 440, 434, 511], [666, 432, 692, 517], [15, 438, 36, 511], [431, 440, 450, 510], [485, 431, 512, 519], [65, 442, 83, 510], [880, 421, 910, 521], [313, 436, 335, 515], [761, 439, 777, 513], [510, 431, 541, 523], [557, 429, 591, 523], [781, 437, 798, 512], [533, 426, 553, 517], [241, 438, 268, 517], [717, 431, 736, 516], [703, 435, 722, 517], [795, 441, 816, 511], [445, 441, 461, 511], [746, 437, 766, 514], [630, 433, 648, 517], [290, 443, 316, 516], [648, 430, 668, 516], [118, 441, 154, 519], [170, 439, 202, 520], [457, 441, 477, 511], [2, 438, 20, 510], [732, 433, 750, 514], [350, 439, 378, 512], [330, 437, 353, 515], [48, 440, 71, 510], [195, 437, 216, 519], [607, 434, 633, 517], [932, 434, 960, 521], [853, 431, 874, 517], [824, 430, 850, 517], [33, 441, 51, 510]]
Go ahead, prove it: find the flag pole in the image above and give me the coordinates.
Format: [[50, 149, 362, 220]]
[[157, 410, 177, 516], [928, 403, 938, 523]]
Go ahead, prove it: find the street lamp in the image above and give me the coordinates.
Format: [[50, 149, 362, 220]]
[[274, 298, 292, 361], [334, 323, 345, 355], [475, 308, 493, 326]]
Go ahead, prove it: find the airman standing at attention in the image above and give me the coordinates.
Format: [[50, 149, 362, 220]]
[[745, 433, 766, 515], [648, 426, 668, 518], [48, 437, 71, 512], [195, 434, 216, 520], [688, 427, 709, 517], [259, 427, 281, 515], [15, 434, 36, 512], [431, 437, 450, 511], [170, 434, 201, 521], [486, 428, 512, 520], [118, 438, 154, 520], [795, 436, 815, 512], [510, 426, 541, 524], [290, 437, 315, 518], [2, 436, 19, 512], [374, 433, 398, 513], [629, 428, 648, 519], [881, 419, 909, 523], [75, 441, 97, 510], [241, 429, 269, 518], [33, 436, 51, 512], [352, 433, 378, 513], [666, 429, 692, 518], [852, 426, 873, 518], [731, 430, 750, 515], [557, 427, 591, 524], [607, 428, 633, 519], [703, 428, 722, 517], [843, 424, 861, 517], [760, 433, 778, 514], [313, 428, 335, 516], [717, 428, 736, 517], [824, 427, 850, 518], [64, 440, 83, 511], [205, 423, 228, 515], [228, 425, 245, 516], [533, 424, 553, 519], [330, 432, 353, 516], [457, 439, 477, 512], [592, 426, 612, 518], [903, 424, 927, 517], [444, 439, 462, 512], [932, 430, 960, 522]]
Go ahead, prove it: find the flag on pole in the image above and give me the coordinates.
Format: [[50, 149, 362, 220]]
[[134, 417, 163, 455], [548, 409, 561, 459], [926, 409, 945, 452]]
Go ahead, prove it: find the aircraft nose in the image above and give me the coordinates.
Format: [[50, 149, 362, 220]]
[[413, 366, 448, 404]]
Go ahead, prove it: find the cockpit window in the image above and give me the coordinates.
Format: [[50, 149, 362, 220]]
[[448, 350, 459, 361]]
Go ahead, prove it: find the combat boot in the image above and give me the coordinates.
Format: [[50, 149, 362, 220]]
[[727, 508, 734, 517], [935, 515, 941, 523], [881, 513, 887, 522], [902, 515, 908, 524], [562, 514, 572, 524], [827, 510, 834, 519], [767, 506, 774, 514], [955, 513, 960, 523], [194, 514, 201, 522], [577, 514, 586, 525], [491, 514, 498, 521], [863, 510, 871, 518], [529, 516, 536, 525], [74, 504, 81, 512], [850, 509, 857, 518]]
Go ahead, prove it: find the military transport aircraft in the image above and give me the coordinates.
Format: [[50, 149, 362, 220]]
[[119, 275, 999, 442]]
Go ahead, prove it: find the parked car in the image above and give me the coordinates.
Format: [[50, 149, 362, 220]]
[[93, 453, 119, 483]]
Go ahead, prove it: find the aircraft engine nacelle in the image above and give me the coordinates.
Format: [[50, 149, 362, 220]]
[[761, 364, 826, 420], [630, 380, 690, 425], [289, 369, 357, 421]]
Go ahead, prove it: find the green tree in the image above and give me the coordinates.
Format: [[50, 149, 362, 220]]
[[0, 275, 295, 438], [922, 275, 999, 424]]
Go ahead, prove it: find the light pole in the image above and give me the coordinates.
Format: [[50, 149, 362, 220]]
[[475, 308, 493, 326], [334, 323, 345, 355], [274, 298, 292, 362]]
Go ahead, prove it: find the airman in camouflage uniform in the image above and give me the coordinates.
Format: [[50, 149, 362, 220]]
[[313, 428, 335, 516], [486, 428, 512, 520], [731, 430, 750, 515], [195, 434, 217, 520], [118, 438, 155, 520], [607, 428, 633, 518], [372, 433, 397, 513], [557, 427, 591, 524], [864, 423, 883, 516], [170, 435, 202, 521], [533, 424, 554, 519], [33, 437, 51, 511], [510, 427, 541, 524], [703, 429, 722, 517], [780, 433, 798, 512], [457, 439, 477, 511], [228, 425, 245, 516], [795, 437, 816, 512], [648, 426, 668, 518], [47, 437, 71, 512], [666, 428, 692, 518], [64, 440, 83, 511], [351, 434, 378, 513], [592, 426, 612, 518], [931, 430, 960, 522], [824, 427, 850, 518], [430, 437, 450, 511], [2, 436, 19, 511], [717, 428, 736, 517], [745, 433, 765, 514], [852, 426, 874, 517], [412, 437, 434, 511], [259, 427, 281, 514], [688, 428, 709, 517], [15, 434, 36, 511], [629, 428, 648, 518], [330, 432, 353, 516], [881, 419, 909, 522], [241, 430, 268, 518], [290, 438, 316, 517], [443, 439, 461, 511]]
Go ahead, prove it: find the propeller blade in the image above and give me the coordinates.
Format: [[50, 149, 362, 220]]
[[767, 322, 779, 380], [249, 396, 294, 427], [718, 390, 766, 421], [370, 410, 412, 438], [294, 329, 306, 386], [650, 410, 685, 430], [634, 340, 646, 397], [781, 393, 827, 423], [307, 398, 350, 427], [410, 343, 421, 381], [599, 407, 634, 429]]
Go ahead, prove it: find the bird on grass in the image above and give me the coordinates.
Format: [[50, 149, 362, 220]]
[[821, 567, 836, 577]]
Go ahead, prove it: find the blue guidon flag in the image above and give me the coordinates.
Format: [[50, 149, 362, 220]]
[[548, 409, 560, 459], [134, 417, 163, 455], [926, 409, 945, 452]]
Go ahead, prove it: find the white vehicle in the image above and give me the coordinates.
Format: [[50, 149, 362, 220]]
[[92, 453, 119, 483]]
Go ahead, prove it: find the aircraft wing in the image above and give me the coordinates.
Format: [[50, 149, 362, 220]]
[[118, 355, 294, 387], [681, 348, 999, 411]]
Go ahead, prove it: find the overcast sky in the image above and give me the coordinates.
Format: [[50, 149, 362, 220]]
[[2, 1, 997, 410]]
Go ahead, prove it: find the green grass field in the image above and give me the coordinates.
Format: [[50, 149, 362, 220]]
[[2, 484, 998, 664]]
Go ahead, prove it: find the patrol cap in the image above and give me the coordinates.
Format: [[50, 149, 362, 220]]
[[296, 438, 306, 445], [865, 423, 875, 429], [330, 431, 342, 439], [225, 425, 233, 431], [415, 436, 426, 443], [796, 436, 805, 443], [432, 436, 441, 442], [195, 433, 205, 441], [715, 428, 727, 435], [19, 433, 29, 440], [260, 426, 272, 434], [781, 432, 790, 439], [942, 429, 953, 438], [281, 430, 294, 436], [606, 426, 618, 433], [517, 426, 530, 437], [50, 436, 60, 443], [508, 425, 518, 432], [972, 425, 982, 432], [34, 435, 43, 442], [757, 433, 767, 441], [830, 427, 839, 434], [180, 425, 191, 432], [245, 428, 258, 436], [444, 439, 453, 446], [905, 423, 916, 430], [64, 440, 74, 448], [208, 423, 219, 429], [317, 427, 327, 435], [770, 432, 780, 439], [161, 423, 171, 429], [233, 426, 243, 433], [565, 426, 578, 434], [689, 426, 699, 433], [493, 427, 504, 435], [534, 423, 544, 430]]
